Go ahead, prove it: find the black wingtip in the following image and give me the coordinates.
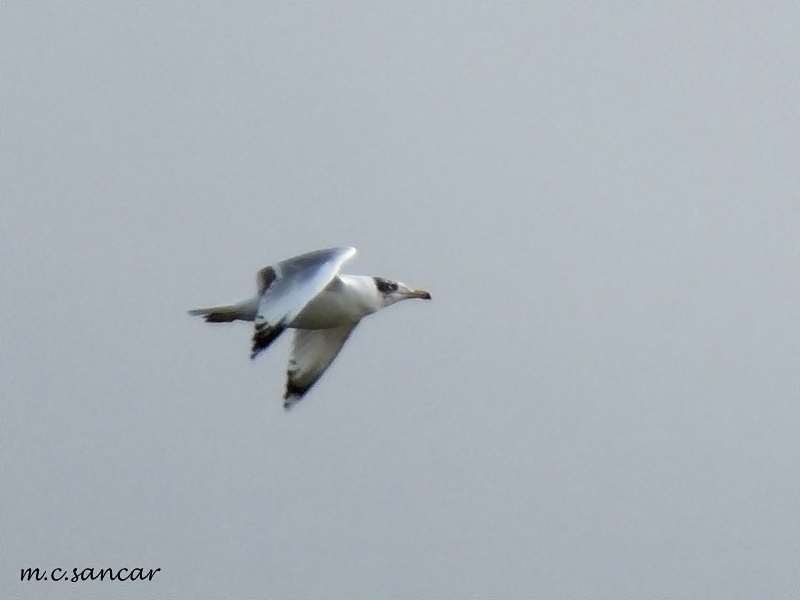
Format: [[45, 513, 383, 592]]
[[283, 381, 306, 410], [250, 324, 285, 360]]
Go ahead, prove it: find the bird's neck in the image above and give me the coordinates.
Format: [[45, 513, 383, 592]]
[[338, 275, 383, 313]]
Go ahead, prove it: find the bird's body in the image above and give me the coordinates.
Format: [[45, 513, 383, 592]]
[[191, 275, 381, 328], [292, 275, 382, 329], [189, 247, 430, 410]]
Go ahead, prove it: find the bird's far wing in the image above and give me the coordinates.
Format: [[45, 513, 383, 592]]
[[283, 323, 359, 410], [256, 264, 278, 296], [251, 246, 357, 359]]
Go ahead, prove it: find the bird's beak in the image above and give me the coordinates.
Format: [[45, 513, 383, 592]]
[[408, 288, 432, 300]]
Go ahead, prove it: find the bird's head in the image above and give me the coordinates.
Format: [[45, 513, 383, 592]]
[[373, 276, 432, 308]]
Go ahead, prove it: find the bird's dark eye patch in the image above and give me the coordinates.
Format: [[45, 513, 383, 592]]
[[374, 277, 398, 295]]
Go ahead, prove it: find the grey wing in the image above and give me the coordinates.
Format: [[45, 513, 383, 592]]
[[251, 246, 356, 359], [283, 323, 358, 410]]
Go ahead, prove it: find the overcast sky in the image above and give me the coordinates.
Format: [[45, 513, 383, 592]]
[[3, 3, 798, 599]]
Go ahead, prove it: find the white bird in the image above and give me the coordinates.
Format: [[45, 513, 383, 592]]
[[189, 246, 431, 410]]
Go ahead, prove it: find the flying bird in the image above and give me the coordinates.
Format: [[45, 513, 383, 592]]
[[189, 246, 431, 410]]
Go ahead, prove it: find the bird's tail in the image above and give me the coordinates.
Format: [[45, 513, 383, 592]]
[[188, 304, 248, 323]]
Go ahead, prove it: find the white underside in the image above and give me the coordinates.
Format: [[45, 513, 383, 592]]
[[291, 275, 380, 329]]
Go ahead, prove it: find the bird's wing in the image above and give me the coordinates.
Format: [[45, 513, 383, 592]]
[[251, 246, 357, 359], [283, 323, 359, 409]]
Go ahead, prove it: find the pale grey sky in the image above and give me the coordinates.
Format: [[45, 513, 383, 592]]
[[2, 3, 798, 599]]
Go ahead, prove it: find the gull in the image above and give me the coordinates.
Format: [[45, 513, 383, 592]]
[[189, 246, 431, 410]]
